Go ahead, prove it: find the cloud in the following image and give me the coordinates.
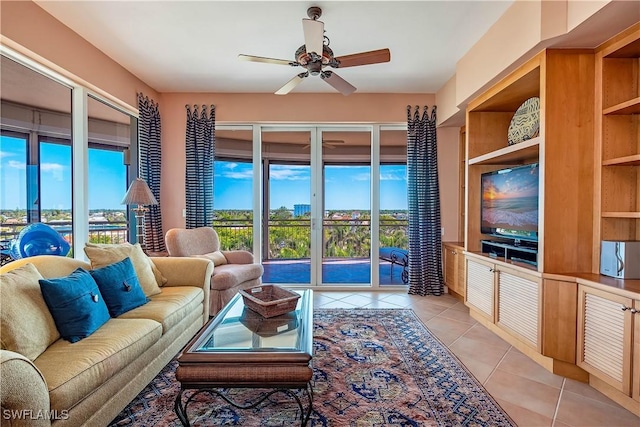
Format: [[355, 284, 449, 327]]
[[7, 160, 25, 170], [352, 173, 371, 181], [224, 162, 238, 170], [40, 163, 65, 181], [221, 170, 253, 179], [270, 165, 309, 181], [215, 161, 252, 179], [380, 173, 406, 181], [0, 151, 15, 159]]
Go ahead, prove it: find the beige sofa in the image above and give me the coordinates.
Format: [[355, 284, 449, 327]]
[[0, 255, 213, 427]]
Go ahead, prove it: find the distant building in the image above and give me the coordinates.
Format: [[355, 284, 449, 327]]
[[293, 204, 310, 217]]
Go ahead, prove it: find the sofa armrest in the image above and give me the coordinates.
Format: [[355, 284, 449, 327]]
[[1, 350, 51, 426], [221, 250, 255, 265], [150, 257, 214, 321]]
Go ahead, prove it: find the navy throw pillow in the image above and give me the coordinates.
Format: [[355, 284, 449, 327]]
[[39, 268, 110, 343], [90, 257, 149, 317]]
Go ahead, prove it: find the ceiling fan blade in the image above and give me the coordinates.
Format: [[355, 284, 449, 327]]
[[275, 73, 307, 95], [302, 18, 324, 55], [238, 54, 296, 66], [321, 71, 356, 96], [334, 48, 391, 68]]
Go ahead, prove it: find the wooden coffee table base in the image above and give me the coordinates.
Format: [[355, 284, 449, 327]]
[[174, 383, 313, 426], [173, 291, 314, 426]]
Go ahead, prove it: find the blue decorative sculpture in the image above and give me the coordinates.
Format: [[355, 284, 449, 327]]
[[9, 223, 71, 259]]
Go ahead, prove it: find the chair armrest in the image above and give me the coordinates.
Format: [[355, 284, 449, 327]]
[[150, 257, 214, 321], [1, 350, 51, 426], [221, 250, 255, 265]]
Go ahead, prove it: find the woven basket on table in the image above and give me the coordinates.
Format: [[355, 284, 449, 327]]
[[239, 285, 301, 318]]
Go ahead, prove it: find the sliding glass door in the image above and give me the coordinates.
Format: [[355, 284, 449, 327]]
[[261, 128, 313, 285], [319, 129, 372, 285], [214, 124, 407, 289]]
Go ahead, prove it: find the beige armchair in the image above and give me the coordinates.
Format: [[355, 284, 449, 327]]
[[165, 227, 263, 316]]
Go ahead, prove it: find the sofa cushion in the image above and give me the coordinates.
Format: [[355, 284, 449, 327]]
[[84, 242, 163, 296], [39, 268, 111, 343], [194, 250, 228, 266], [90, 257, 149, 317], [33, 318, 162, 413], [119, 286, 203, 334], [0, 263, 60, 361], [212, 263, 264, 291]]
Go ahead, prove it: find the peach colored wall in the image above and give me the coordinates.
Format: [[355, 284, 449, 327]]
[[436, 126, 461, 242], [455, 0, 544, 110], [0, 1, 158, 108], [435, 75, 462, 127], [567, 0, 609, 32], [158, 92, 461, 239], [540, 0, 568, 40]]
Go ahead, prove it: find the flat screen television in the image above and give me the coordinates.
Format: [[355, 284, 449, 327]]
[[481, 163, 539, 242]]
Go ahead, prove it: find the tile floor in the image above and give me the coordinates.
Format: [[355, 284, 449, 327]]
[[313, 290, 640, 427]]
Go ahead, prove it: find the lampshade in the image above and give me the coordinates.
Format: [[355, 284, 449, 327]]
[[121, 178, 158, 206]]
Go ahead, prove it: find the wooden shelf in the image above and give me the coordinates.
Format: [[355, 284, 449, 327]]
[[470, 63, 541, 112], [469, 137, 540, 165], [601, 212, 640, 218], [603, 154, 640, 166], [595, 23, 640, 271], [604, 97, 640, 115], [604, 32, 640, 58]]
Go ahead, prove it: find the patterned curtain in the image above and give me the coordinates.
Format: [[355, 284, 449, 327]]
[[137, 93, 165, 252], [407, 105, 443, 296], [185, 104, 215, 229]]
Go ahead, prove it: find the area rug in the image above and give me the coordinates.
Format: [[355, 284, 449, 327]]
[[109, 309, 515, 426]]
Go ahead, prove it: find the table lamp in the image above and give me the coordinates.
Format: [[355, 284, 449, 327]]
[[121, 178, 158, 251]]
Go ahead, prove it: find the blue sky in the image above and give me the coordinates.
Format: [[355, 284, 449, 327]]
[[1, 135, 127, 211], [214, 161, 407, 211], [1, 135, 407, 212]]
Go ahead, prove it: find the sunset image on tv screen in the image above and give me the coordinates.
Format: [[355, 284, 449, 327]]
[[481, 165, 539, 232]]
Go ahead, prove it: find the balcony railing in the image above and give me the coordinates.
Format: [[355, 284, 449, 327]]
[[212, 217, 408, 260], [0, 221, 129, 248], [2, 217, 408, 260]]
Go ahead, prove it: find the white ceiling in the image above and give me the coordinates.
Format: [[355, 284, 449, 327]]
[[34, 1, 515, 95]]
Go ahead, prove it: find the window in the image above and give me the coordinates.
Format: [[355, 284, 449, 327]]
[[88, 143, 128, 244], [0, 54, 135, 262], [0, 132, 28, 249]]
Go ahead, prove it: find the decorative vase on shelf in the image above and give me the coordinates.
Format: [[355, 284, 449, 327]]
[[507, 96, 540, 146]]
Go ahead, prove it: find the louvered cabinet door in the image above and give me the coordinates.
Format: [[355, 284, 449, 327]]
[[443, 244, 456, 290], [497, 269, 541, 350], [456, 253, 466, 298], [577, 285, 633, 395], [465, 258, 495, 321]]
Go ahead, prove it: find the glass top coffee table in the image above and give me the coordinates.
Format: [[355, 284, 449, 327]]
[[174, 289, 313, 426]]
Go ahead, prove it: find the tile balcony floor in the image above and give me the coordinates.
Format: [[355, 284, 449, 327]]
[[263, 259, 408, 286], [312, 290, 640, 427]]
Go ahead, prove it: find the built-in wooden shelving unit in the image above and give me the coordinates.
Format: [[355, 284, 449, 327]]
[[594, 22, 640, 256]]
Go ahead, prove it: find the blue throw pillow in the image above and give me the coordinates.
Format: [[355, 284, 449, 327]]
[[39, 268, 110, 343], [89, 257, 149, 317]]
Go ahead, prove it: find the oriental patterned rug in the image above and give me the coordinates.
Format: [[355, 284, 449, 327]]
[[110, 309, 515, 426]]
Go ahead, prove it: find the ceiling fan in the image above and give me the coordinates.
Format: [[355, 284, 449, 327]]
[[238, 6, 390, 96]]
